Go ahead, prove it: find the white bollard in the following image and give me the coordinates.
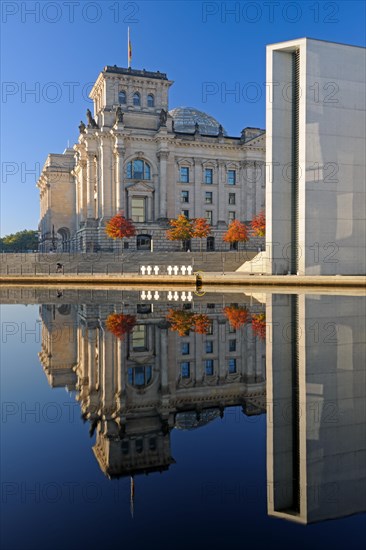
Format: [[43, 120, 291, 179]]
[[147, 265, 152, 275], [167, 265, 173, 275], [174, 291, 179, 301], [154, 291, 160, 300], [181, 265, 187, 275], [187, 292, 193, 302], [187, 266, 193, 275], [146, 290, 152, 300], [173, 265, 179, 275], [181, 291, 187, 301], [141, 291, 146, 300], [153, 265, 159, 275], [141, 265, 146, 275], [167, 291, 173, 301]]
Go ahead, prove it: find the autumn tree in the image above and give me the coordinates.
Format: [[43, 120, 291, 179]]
[[223, 220, 248, 250], [166, 214, 194, 249], [106, 313, 137, 339], [192, 218, 212, 252], [251, 210, 265, 237], [251, 313, 266, 340], [192, 313, 211, 334], [105, 212, 136, 249], [167, 309, 195, 336], [224, 305, 249, 329], [167, 309, 211, 336]]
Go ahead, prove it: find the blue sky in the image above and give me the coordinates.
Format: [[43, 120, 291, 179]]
[[1, 0, 365, 235]]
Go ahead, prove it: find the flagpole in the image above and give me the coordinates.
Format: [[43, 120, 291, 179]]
[[128, 27, 131, 68]]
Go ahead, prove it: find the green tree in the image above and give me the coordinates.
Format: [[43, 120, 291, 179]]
[[0, 230, 39, 251]]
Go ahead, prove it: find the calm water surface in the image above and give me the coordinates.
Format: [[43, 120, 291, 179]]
[[1, 289, 365, 550]]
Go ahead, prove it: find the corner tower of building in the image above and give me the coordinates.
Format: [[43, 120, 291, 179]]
[[89, 66, 174, 130]]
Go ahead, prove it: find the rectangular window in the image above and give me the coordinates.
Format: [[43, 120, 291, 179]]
[[228, 358, 237, 374], [132, 325, 147, 351], [205, 211, 213, 225], [131, 197, 146, 222], [181, 361, 190, 378], [229, 339, 236, 352], [182, 210, 189, 219], [206, 322, 214, 335], [227, 170, 236, 185], [229, 325, 236, 334], [205, 359, 214, 376], [181, 190, 189, 203], [205, 192, 213, 204], [228, 211, 236, 222], [136, 304, 152, 314], [229, 193, 236, 205], [181, 342, 190, 355], [180, 167, 189, 183], [205, 341, 213, 353], [205, 168, 213, 184]]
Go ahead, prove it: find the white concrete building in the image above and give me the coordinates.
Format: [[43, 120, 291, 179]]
[[266, 38, 366, 275]]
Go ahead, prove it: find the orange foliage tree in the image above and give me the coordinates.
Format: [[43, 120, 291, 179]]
[[193, 218, 212, 251], [167, 309, 211, 335], [166, 214, 194, 243], [224, 305, 249, 329], [166, 309, 195, 336], [223, 220, 248, 248], [251, 210, 265, 237], [105, 212, 136, 245], [106, 313, 136, 339], [192, 313, 211, 334], [251, 313, 266, 340]]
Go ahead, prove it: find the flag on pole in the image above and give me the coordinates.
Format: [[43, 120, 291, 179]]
[[128, 27, 132, 68]]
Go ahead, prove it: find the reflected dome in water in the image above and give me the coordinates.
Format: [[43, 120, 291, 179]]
[[169, 106, 227, 136], [175, 408, 221, 430]]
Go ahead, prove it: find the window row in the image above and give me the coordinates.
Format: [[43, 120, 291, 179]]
[[119, 91, 155, 108], [121, 437, 157, 455], [180, 358, 237, 378], [181, 191, 236, 205], [181, 210, 236, 224], [179, 167, 237, 185], [181, 340, 236, 355]]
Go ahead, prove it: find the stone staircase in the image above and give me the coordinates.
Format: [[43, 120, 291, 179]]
[[0, 251, 258, 275]]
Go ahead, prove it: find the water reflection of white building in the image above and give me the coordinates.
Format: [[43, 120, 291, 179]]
[[38, 293, 266, 478], [267, 294, 366, 523]]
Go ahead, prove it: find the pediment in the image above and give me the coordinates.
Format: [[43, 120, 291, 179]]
[[126, 180, 154, 192], [244, 133, 266, 147]]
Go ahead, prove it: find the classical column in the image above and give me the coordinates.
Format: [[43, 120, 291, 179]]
[[114, 147, 125, 213], [100, 138, 113, 219], [157, 151, 169, 219], [218, 162, 226, 223], [194, 160, 201, 218], [86, 153, 95, 219]]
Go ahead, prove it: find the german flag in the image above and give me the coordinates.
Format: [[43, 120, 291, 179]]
[[128, 27, 132, 67]]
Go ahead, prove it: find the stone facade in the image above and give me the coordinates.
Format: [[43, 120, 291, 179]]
[[37, 66, 265, 252]]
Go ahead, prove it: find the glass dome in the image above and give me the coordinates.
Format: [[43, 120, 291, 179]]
[[169, 106, 227, 136]]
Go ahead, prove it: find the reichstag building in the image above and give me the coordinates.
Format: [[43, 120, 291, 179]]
[[37, 65, 265, 252]]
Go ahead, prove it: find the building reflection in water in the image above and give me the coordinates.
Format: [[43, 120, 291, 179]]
[[38, 291, 266, 478], [267, 294, 366, 524], [37, 290, 366, 524]]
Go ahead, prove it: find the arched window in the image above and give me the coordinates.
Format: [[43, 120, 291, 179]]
[[126, 159, 151, 180], [147, 94, 154, 107], [119, 90, 126, 104], [133, 92, 141, 106]]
